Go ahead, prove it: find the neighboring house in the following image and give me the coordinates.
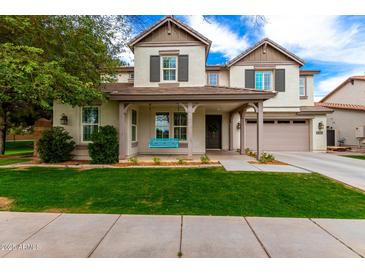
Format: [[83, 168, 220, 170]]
[[53, 16, 331, 160], [318, 76, 365, 147]]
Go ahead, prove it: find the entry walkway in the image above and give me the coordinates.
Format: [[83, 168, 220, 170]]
[[1, 212, 364, 258], [220, 160, 308, 173]]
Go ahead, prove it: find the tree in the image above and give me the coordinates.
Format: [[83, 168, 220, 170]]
[[0, 16, 131, 154]]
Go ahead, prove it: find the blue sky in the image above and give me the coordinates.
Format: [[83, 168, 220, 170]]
[[123, 15, 365, 101]]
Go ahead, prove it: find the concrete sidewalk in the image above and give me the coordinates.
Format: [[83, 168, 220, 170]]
[[1, 212, 364, 258]]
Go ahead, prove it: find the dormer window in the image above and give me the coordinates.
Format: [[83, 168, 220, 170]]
[[162, 56, 177, 81], [255, 71, 272, 90], [208, 73, 219, 86], [299, 77, 306, 98]]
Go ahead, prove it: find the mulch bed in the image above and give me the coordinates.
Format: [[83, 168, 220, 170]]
[[248, 160, 288, 165]]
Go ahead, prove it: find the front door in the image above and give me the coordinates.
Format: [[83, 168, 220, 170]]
[[206, 115, 222, 149]]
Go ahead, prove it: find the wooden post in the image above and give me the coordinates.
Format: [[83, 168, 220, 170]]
[[229, 112, 234, 151], [119, 102, 129, 160], [256, 101, 264, 160], [239, 109, 247, 155], [187, 102, 193, 159]]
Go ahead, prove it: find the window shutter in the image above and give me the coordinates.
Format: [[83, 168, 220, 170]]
[[275, 69, 285, 92], [245, 69, 255, 89], [150, 55, 160, 82], [178, 55, 189, 82]]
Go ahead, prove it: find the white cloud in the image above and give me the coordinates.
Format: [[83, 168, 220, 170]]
[[184, 15, 250, 61], [120, 47, 134, 66], [315, 68, 365, 101], [263, 15, 365, 64]]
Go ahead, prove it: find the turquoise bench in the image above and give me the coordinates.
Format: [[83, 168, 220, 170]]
[[148, 138, 179, 148]]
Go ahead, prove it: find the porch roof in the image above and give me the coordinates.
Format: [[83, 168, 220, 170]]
[[101, 83, 277, 102]]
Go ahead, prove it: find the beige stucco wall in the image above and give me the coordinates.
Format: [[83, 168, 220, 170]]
[[117, 72, 131, 83], [205, 70, 229, 87], [299, 75, 315, 106], [310, 115, 327, 151], [134, 45, 206, 87], [325, 80, 365, 105], [327, 109, 365, 146], [229, 64, 302, 111], [53, 100, 119, 146]]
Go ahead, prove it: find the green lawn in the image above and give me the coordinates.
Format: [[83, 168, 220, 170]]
[[342, 155, 365, 160], [0, 167, 364, 218], [0, 158, 31, 166], [4, 141, 33, 156]]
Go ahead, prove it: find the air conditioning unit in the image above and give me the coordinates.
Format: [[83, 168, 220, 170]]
[[355, 126, 365, 138]]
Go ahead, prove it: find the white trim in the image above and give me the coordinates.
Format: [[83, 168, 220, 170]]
[[80, 106, 100, 143], [207, 72, 219, 86]]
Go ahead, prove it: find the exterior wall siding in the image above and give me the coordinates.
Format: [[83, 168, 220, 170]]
[[134, 45, 206, 87]]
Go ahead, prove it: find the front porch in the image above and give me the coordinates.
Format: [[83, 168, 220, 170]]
[[103, 84, 276, 161]]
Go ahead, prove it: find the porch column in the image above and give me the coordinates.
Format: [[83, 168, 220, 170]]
[[119, 102, 129, 160], [256, 101, 264, 160], [187, 102, 193, 159], [229, 113, 234, 151], [239, 108, 247, 155]]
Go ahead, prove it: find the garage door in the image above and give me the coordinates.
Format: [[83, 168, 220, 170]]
[[246, 120, 310, 151]]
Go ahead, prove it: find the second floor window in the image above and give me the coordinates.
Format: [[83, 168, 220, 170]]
[[208, 73, 218, 86], [255, 71, 272, 90], [299, 77, 306, 97], [162, 56, 177, 81]]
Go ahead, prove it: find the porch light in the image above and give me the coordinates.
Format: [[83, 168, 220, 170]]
[[60, 113, 68, 125], [318, 121, 324, 130], [237, 122, 241, 129]]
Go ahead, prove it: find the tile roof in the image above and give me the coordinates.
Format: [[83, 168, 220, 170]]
[[316, 102, 365, 111]]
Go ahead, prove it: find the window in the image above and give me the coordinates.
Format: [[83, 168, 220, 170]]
[[131, 109, 137, 142], [162, 56, 177, 81], [129, 72, 134, 80], [255, 71, 272, 90], [174, 112, 187, 141], [207, 73, 218, 86], [82, 106, 99, 142], [299, 77, 306, 97], [155, 112, 170, 138]]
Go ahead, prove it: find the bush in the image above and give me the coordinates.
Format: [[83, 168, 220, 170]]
[[259, 152, 275, 163], [177, 157, 186, 165], [88, 125, 119, 164], [128, 157, 138, 165], [37, 127, 76, 163], [200, 154, 210, 164], [153, 157, 161, 165], [245, 148, 256, 158]]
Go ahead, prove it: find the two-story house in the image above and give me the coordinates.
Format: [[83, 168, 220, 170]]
[[53, 16, 331, 160]]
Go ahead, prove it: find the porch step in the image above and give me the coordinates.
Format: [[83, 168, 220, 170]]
[[220, 160, 260, 171]]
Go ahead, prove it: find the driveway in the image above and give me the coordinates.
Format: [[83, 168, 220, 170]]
[[273, 152, 365, 192], [1, 212, 365, 258]]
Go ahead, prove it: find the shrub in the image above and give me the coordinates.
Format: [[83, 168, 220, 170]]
[[153, 157, 161, 165], [128, 156, 138, 165], [259, 152, 275, 163], [177, 157, 186, 165], [37, 127, 76, 163], [245, 148, 256, 158], [88, 125, 119, 164], [200, 154, 210, 164]]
